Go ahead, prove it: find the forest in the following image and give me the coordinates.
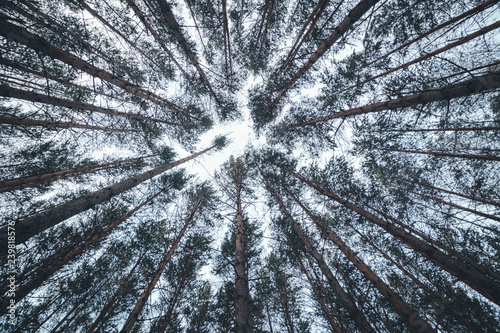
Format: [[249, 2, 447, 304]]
[[0, 0, 499, 332]]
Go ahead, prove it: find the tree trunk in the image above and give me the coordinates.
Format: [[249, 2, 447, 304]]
[[393, 185, 500, 222], [159, 273, 188, 333], [289, 71, 500, 128], [154, 0, 221, 105], [0, 154, 156, 192], [87, 254, 145, 333], [261, 170, 375, 332], [0, 84, 182, 125], [285, 168, 500, 305], [0, 145, 215, 244], [234, 178, 252, 333], [268, 0, 379, 110], [380, 126, 500, 133], [120, 201, 201, 333], [280, 0, 330, 74], [122, 0, 192, 83], [0, 19, 190, 117], [379, 147, 500, 162], [346, 19, 500, 91], [298, 257, 341, 333], [351, 225, 486, 333], [0, 190, 163, 313], [285, 186, 435, 333], [0, 115, 139, 134], [397, 175, 500, 208]]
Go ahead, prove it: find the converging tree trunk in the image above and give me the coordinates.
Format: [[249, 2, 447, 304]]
[[285, 168, 500, 305], [0, 145, 216, 244], [119, 200, 201, 333]]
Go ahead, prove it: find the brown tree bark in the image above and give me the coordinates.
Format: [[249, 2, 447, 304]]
[[285, 168, 500, 305], [285, 187, 435, 333], [0, 84, 182, 125], [268, 0, 379, 110], [222, 0, 233, 77], [344, 19, 500, 92], [159, 273, 188, 333], [87, 254, 145, 333], [0, 115, 139, 134], [0, 153, 156, 193], [154, 0, 221, 105], [289, 71, 500, 128], [280, 0, 330, 74], [297, 257, 341, 333], [0, 19, 191, 117], [0, 145, 215, 244], [234, 171, 252, 333], [121, 0, 192, 83], [396, 176, 500, 208], [392, 185, 500, 222], [379, 147, 500, 162], [120, 201, 201, 333], [0, 190, 163, 313], [261, 170, 375, 332], [350, 225, 487, 333]]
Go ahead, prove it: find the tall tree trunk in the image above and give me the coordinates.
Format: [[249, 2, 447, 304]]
[[0, 190, 163, 312], [154, 0, 221, 105], [0, 84, 182, 125], [285, 186, 435, 333], [392, 185, 500, 222], [159, 273, 189, 333], [0, 145, 215, 244], [280, 0, 330, 74], [268, 0, 379, 110], [378, 147, 500, 162], [350, 224, 487, 333], [261, 170, 375, 332], [0, 154, 156, 192], [0, 115, 139, 134], [289, 71, 500, 128], [119, 201, 201, 333], [396, 176, 500, 208], [234, 177, 252, 333], [87, 254, 145, 333], [380, 126, 500, 133], [345, 19, 500, 92], [285, 168, 500, 305], [122, 0, 192, 83], [222, 0, 233, 77], [297, 257, 341, 333], [365, 0, 497, 67], [0, 19, 191, 117]]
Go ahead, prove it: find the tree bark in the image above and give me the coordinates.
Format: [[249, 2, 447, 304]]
[[0, 84, 182, 125], [298, 257, 341, 333], [120, 201, 201, 333], [154, 0, 221, 105], [285, 168, 500, 305], [122, 0, 192, 83], [393, 185, 500, 222], [0, 190, 163, 313], [159, 273, 188, 333], [0, 19, 191, 117], [379, 147, 500, 162], [234, 175, 252, 333], [0, 115, 139, 134], [268, 0, 379, 110], [0, 145, 215, 244], [87, 253, 144, 333], [286, 186, 435, 333], [0, 154, 156, 193], [289, 71, 500, 128], [345, 19, 500, 92], [261, 170, 375, 332]]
